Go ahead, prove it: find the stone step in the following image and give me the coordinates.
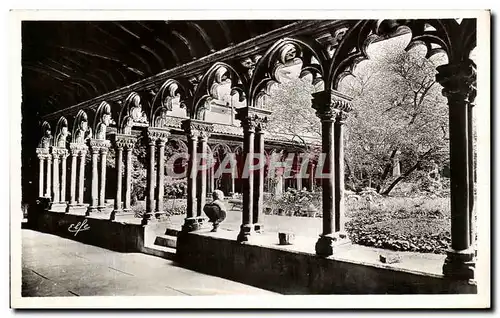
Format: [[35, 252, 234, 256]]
[[154, 234, 177, 249], [142, 245, 176, 261]]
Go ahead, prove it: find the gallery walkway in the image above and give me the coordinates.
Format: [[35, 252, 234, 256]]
[[21, 229, 276, 297]]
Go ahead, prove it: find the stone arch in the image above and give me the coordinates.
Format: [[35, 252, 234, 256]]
[[54, 116, 70, 148], [72, 110, 91, 144], [38, 121, 52, 149], [327, 19, 476, 90], [191, 62, 247, 120], [248, 37, 327, 108], [118, 92, 149, 134], [150, 79, 189, 127], [93, 101, 112, 140]]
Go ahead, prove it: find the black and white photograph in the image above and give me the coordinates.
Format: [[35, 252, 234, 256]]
[[9, 9, 491, 309]]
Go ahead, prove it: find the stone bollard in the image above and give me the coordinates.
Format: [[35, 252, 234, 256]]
[[278, 232, 295, 245]]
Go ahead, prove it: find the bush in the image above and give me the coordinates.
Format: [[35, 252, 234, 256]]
[[345, 196, 452, 254]]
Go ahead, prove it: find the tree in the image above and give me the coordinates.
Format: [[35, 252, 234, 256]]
[[341, 35, 449, 194]]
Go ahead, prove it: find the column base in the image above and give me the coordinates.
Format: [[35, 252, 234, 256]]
[[253, 223, 264, 233], [442, 248, 476, 280], [141, 212, 158, 226], [97, 205, 107, 212], [109, 209, 122, 221], [86, 206, 99, 215], [50, 202, 67, 212], [237, 224, 253, 243], [66, 204, 88, 215], [181, 217, 205, 232], [315, 233, 350, 257]]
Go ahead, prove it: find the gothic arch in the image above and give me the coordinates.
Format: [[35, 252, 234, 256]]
[[93, 101, 112, 140], [72, 110, 91, 144], [118, 92, 149, 134], [54, 116, 70, 148], [191, 62, 247, 120], [150, 79, 189, 127], [38, 121, 52, 149]]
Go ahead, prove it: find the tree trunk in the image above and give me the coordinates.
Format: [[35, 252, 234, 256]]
[[376, 148, 398, 193]]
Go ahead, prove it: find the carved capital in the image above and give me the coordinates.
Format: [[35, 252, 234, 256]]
[[236, 107, 270, 132], [312, 90, 353, 120], [69, 143, 88, 156], [335, 110, 349, 124], [181, 119, 214, 138], [436, 60, 476, 103], [146, 128, 170, 146], [89, 139, 111, 152], [51, 147, 65, 160], [36, 147, 50, 159], [114, 134, 136, 150]]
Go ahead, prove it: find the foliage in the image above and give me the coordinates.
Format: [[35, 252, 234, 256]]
[[344, 196, 452, 254], [264, 188, 322, 217]]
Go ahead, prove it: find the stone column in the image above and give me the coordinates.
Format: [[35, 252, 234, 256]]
[[436, 60, 476, 280], [197, 133, 209, 217], [181, 120, 213, 232], [45, 155, 52, 199], [52, 150, 60, 203], [143, 133, 157, 225], [60, 150, 68, 202], [253, 128, 265, 233], [111, 142, 123, 220], [88, 144, 100, 214], [334, 111, 348, 235], [309, 162, 315, 192], [69, 147, 78, 205], [123, 145, 133, 212], [98, 146, 109, 211], [36, 149, 46, 197], [312, 90, 352, 256], [78, 149, 86, 205], [230, 166, 236, 195], [155, 135, 168, 217], [296, 163, 303, 191]]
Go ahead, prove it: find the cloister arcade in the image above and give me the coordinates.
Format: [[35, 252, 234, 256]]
[[26, 19, 477, 284]]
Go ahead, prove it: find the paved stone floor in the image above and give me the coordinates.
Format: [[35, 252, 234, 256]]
[[21, 229, 277, 297]]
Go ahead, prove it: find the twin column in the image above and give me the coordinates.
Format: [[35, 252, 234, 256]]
[[142, 129, 169, 225], [235, 108, 269, 242], [87, 139, 110, 214], [181, 120, 214, 232], [36, 147, 68, 204], [110, 135, 136, 221], [312, 90, 352, 256]]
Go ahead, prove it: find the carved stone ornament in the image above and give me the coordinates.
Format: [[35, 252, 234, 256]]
[[51, 147, 68, 159], [36, 147, 50, 158], [55, 126, 71, 148], [436, 60, 476, 103], [181, 119, 214, 138], [235, 107, 269, 132], [114, 134, 137, 150], [312, 90, 353, 120], [147, 128, 170, 144], [89, 138, 111, 151], [240, 54, 262, 78], [69, 143, 88, 156]]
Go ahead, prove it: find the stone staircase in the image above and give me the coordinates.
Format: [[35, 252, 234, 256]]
[[143, 225, 180, 261]]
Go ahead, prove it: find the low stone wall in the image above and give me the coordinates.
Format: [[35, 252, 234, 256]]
[[176, 231, 477, 295], [29, 209, 145, 253]]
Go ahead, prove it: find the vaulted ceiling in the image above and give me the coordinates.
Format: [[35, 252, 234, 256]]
[[22, 20, 296, 117]]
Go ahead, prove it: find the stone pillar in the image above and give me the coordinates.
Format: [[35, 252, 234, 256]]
[[312, 90, 352, 256], [296, 164, 303, 191], [36, 149, 46, 197], [309, 162, 315, 192], [88, 144, 100, 214], [111, 143, 123, 220], [69, 147, 78, 205], [334, 111, 348, 235], [98, 145, 109, 211], [155, 135, 168, 217], [253, 128, 265, 233], [436, 60, 476, 280], [45, 155, 52, 199], [181, 120, 213, 232], [60, 150, 68, 202], [230, 166, 236, 195], [78, 149, 86, 205], [123, 145, 133, 212], [197, 133, 209, 217], [52, 150, 60, 203], [143, 133, 157, 225]]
